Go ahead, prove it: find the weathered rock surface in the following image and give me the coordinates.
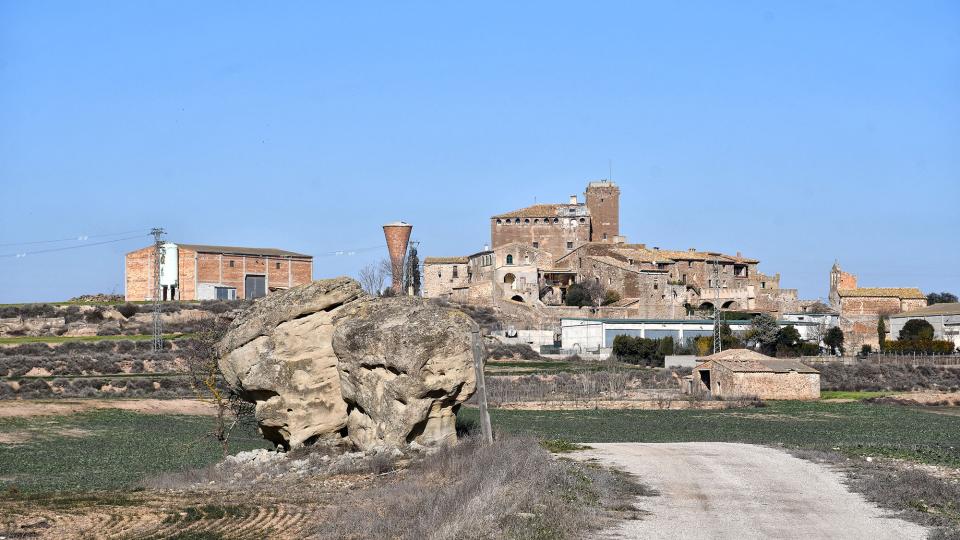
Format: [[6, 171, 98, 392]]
[[333, 297, 477, 449], [217, 278, 364, 448], [217, 277, 476, 451]]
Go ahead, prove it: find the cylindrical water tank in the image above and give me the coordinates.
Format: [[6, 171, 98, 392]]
[[159, 243, 179, 286]]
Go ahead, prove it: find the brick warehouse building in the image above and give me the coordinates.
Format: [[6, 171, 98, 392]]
[[125, 243, 313, 301]]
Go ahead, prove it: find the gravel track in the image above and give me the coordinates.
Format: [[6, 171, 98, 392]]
[[578, 442, 928, 540]]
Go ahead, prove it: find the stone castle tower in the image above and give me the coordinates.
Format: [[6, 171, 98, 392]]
[[585, 181, 620, 243]]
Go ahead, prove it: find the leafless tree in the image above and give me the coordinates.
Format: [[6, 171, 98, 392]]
[[583, 279, 607, 310], [183, 317, 255, 457], [358, 258, 392, 296]]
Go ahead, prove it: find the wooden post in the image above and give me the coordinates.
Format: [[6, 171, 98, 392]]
[[471, 329, 493, 445]]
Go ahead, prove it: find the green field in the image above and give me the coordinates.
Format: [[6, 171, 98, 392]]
[[2, 400, 959, 495], [0, 333, 193, 345], [819, 390, 895, 400], [0, 409, 269, 492], [462, 401, 960, 466]]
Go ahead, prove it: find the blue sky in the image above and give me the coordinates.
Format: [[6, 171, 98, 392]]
[[1, 1, 958, 303]]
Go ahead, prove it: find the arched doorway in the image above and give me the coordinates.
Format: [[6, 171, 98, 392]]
[[722, 300, 740, 310], [511, 295, 524, 303], [503, 273, 516, 285], [699, 302, 714, 312]]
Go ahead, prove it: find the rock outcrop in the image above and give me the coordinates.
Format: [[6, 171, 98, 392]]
[[217, 277, 477, 451], [333, 297, 476, 449]]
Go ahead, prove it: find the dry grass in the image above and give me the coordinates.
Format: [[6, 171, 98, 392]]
[[1, 434, 652, 539], [308, 435, 651, 539], [790, 449, 960, 539]]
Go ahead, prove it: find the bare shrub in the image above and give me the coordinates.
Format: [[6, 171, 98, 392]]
[[487, 343, 545, 361], [815, 363, 960, 392]]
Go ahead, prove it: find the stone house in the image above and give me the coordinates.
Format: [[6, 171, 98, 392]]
[[125, 243, 313, 301], [690, 349, 820, 400]]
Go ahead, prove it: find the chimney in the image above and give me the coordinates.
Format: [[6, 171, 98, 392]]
[[483, 244, 489, 251], [689, 247, 696, 252], [569, 195, 577, 205], [382, 221, 413, 294]]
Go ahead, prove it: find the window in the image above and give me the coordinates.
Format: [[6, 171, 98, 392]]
[[229, 260, 235, 268], [603, 233, 607, 240], [506, 254, 513, 265], [688, 261, 692, 268], [568, 208, 575, 214], [276, 262, 281, 269], [682, 273, 687, 283], [532, 241, 539, 248], [215, 287, 236, 300], [496, 219, 502, 224], [628, 258, 634, 265], [654, 281, 659, 290], [452, 266, 458, 278], [579, 217, 585, 223], [761, 282, 766, 289], [553, 218, 559, 223], [566, 242, 573, 249], [514, 218, 520, 224], [524, 218, 530, 223]]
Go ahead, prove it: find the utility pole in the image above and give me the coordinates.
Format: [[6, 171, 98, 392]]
[[712, 259, 722, 354], [151, 227, 166, 352]]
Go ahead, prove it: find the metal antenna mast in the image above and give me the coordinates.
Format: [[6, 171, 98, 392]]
[[151, 227, 166, 351], [712, 259, 722, 354]]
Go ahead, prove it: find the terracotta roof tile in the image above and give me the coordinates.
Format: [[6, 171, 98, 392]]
[[423, 256, 469, 264], [493, 204, 573, 219], [838, 287, 925, 299]]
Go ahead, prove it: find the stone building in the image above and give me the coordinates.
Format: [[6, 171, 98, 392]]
[[125, 243, 313, 301], [490, 181, 620, 259], [691, 349, 820, 400], [424, 179, 798, 318], [828, 262, 926, 349]]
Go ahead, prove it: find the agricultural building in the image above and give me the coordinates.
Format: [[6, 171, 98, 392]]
[[125, 243, 313, 301], [691, 349, 820, 400], [888, 303, 960, 349]]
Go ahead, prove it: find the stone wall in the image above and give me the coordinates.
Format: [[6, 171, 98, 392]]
[[491, 214, 590, 259], [700, 367, 819, 400], [585, 182, 619, 242]]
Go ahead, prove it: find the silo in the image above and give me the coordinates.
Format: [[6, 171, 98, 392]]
[[382, 221, 412, 294], [159, 243, 179, 287]]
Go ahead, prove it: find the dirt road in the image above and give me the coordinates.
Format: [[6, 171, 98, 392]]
[[578, 442, 927, 540]]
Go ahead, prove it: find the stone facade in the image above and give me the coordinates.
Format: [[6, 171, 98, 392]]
[[828, 262, 927, 349], [584, 181, 619, 242], [424, 179, 799, 318], [691, 349, 820, 400], [125, 243, 313, 301]]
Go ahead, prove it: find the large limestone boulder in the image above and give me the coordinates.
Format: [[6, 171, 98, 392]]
[[217, 277, 365, 448], [333, 297, 477, 449], [217, 277, 477, 451]]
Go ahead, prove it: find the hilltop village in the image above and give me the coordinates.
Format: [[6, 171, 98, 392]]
[[422, 180, 929, 352]]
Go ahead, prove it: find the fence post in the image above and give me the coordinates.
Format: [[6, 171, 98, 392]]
[[471, 329, 494, 445]]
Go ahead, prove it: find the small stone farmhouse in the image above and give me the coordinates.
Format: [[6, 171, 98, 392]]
[[691, 349, 820, 400]]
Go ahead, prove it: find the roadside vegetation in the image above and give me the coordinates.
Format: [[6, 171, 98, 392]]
[[792, 448, 960, 539], [463, 401, 960, 467]]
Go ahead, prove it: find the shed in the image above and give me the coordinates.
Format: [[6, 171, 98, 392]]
[[691, 349, 820, 400]]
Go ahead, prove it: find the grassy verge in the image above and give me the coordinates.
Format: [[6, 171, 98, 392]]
[[0, 409, 269, 492], [0, 333, 193, 345], [462, 401, 960, 466], [792, 448, 960, 538]]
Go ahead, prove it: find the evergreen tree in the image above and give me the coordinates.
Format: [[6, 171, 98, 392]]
[[823, 327, 844, 355], [877, 318, 886, 351]]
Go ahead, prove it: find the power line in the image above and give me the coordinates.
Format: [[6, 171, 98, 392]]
[[0, 234, 149, 258], [0, 229, 148, 247]]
